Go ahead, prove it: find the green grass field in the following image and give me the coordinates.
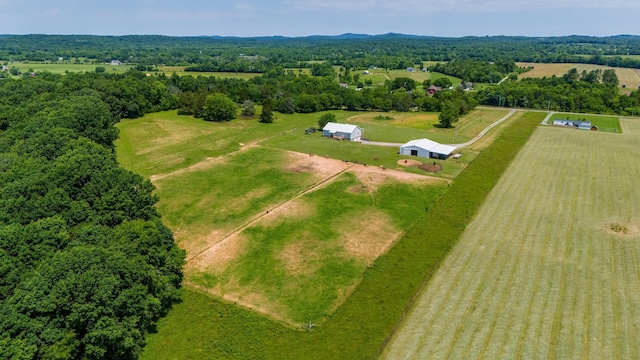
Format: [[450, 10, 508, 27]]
[[116, 108, 512, 180], [156, 66, 262, 79], [343, 108, 509, 143], [384, 118, 640, 359], [362, 68, 461, 87], [550, 113, 622, 133], [5, 61, 134, 75], [115, 110, 309, 177], [140, 111, 544, 359], [116, 109, 461, 325], [185, 168, 446, 324]]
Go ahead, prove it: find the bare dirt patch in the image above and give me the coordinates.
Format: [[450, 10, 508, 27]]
[[184, 230, 249, 271], [176, 227, 228, 260], [342, 210, 402, 265], [397, 159, 423, 167], [603, 222, 640, 238], [418, 163, 442, 173], [284, 152, 351, 180], [350, 164, 450, 188], [277, 238, 322, 276]]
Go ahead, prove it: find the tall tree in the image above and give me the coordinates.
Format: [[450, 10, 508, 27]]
[[259, 97, 274, 123], [202, 93, 237, 122]]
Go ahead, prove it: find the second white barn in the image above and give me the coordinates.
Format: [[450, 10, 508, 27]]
[[399, 138, 457, 160], [322, 122, 363, 141]]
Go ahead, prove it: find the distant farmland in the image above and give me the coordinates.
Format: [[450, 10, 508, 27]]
[[384, 119, 640, 359], [518, 62, 640, 90]]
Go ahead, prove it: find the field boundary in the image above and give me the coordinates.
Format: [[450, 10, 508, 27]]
[[141, 112, 545, 359]]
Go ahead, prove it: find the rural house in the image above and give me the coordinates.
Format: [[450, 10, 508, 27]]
[[399, 138, 457, 160], [322, 122, 363, 141], [427, 85, 442, 95]]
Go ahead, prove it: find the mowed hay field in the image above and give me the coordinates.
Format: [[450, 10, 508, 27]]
[[518, 62, 640, 90], [384, 119, 640, 359]]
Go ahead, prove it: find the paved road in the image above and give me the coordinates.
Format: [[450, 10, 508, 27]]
[[360, 109, 518, 150]]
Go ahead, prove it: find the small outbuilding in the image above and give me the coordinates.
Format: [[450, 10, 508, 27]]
[[553, 119, 597, 131], [322, 122, 363, 142], [399, 138, 457, 160]]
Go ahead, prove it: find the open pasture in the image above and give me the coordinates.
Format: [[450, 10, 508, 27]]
[[5, 61, 134, 74], [384, 119, 640, 359], [518, 62, 640, 90], [155, 65, 262, 79], [363, 68, 461, 87], [115, 110, 316, 178], [117, 107, 525, 325], [550, 113, 622, 132], [343, 108, 510, 144], [140, 111, 544, 360], [180, 153, 448, 324]]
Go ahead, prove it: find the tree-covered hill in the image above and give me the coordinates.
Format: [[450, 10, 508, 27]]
[[2, 34, 640, 69], [0, 73, 185, 360]]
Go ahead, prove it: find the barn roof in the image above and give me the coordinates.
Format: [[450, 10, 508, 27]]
[[322, 122, 361, 134], [400, 138, 456, 155], [401, 138, 440, 150]]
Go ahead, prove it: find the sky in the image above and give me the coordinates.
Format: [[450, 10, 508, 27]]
[[1, 0, 639, 37]]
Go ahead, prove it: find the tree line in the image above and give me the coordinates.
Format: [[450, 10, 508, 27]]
[[3, 34, 640, 70], [0, 71, 185, 359], [476, 68, 640, 115]]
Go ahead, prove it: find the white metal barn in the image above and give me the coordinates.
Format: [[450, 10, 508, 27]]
[[399, 138, 457, 160], [322, 122, 363, 141]]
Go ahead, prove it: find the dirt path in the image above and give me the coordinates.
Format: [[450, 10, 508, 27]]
[[541, 111, 557, 125], [444, 109, 516, 148]]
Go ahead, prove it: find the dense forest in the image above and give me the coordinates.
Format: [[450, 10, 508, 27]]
[[3, 34, 640, 69], [0, 72, 185, 359]]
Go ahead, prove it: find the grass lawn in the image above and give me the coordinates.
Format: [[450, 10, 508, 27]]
[[550, 113, 622, 133], [141, 111, 544, 360], [384, 118, 640, 359]]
